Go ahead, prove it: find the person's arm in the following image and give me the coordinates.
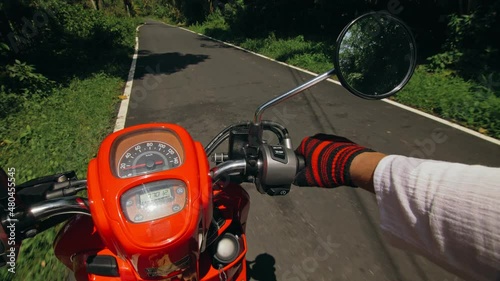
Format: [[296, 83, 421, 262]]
[[366, 155, 500, 281], [294, 134, 500, 280], [349, 151, 386, 193]]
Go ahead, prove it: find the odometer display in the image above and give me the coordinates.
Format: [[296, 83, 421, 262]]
[[139, 188, 173, 205], [120, 179, 187, 223], [117, 141, 181, 178]]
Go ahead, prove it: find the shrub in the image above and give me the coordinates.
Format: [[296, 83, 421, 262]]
[[394, 67, 500, 138], [190, 10, 229, 38], [2, 1, 137, 81], [426, 2, 500, 89], [5, 60, 53, 95]]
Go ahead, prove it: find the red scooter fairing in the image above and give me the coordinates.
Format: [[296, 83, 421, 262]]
[[53, 185, 250, 281], [88, 123, 211, 279]]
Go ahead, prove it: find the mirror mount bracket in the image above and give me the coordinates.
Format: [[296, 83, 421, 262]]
[[252, 68, 336, 126], [248, 123, 263, 147], [249, 68, 336, 146]]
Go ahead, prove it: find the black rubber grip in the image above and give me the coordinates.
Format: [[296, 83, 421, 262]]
[[295, 153, 306, 175]]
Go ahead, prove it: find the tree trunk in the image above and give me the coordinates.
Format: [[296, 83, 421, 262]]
[[88, 0, 97, 10], [123, 0, 134, 16], [96, 0, 103, 10]]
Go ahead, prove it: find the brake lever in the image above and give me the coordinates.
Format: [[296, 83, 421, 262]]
[[16, 171, 78, 205], [44, 180, 87, 200], [17, 171, 77, 190]]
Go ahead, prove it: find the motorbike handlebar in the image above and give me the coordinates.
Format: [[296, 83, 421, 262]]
[[210, 160, 247, 183], [209, 148, 306, 196], [0, 196, 90, 261], [206, 119, 307, 196], [27, 196, 90, 222]]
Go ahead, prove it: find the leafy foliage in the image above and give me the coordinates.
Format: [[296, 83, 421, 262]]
[[1, 0, 138, 80], [0, 0, 139, 280], [426, 2, 500, 83], [4, 60, 54, 96], [132, 0, 208, 24], [0, 0, 140, 115]]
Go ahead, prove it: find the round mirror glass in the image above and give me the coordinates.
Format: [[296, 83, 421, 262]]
[[335, 12, 417, 99]]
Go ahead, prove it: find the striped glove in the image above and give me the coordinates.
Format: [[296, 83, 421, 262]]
[[294, 134, 373, 188]]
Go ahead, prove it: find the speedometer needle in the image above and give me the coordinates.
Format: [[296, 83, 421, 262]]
[[122, 161, 164, 170]]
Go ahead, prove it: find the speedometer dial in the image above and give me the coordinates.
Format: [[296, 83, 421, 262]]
[[118, 141, 181, 178]]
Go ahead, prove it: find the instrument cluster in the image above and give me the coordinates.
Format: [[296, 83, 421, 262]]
[[111, 129, 184, 178], [109, 128, 188, 223]]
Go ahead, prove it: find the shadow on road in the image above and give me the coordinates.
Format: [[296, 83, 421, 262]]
[[197, 36, 233, 49], [247, 253, 277, 281], [134, 52, 209, 79]]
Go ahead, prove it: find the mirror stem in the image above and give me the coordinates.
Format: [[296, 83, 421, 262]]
[[253, 68, 336, 125]]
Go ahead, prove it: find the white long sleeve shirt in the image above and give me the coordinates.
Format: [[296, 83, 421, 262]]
[[373, 155, 500, 281]]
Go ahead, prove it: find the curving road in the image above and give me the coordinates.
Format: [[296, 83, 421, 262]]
[[124, 20, 500, 281]]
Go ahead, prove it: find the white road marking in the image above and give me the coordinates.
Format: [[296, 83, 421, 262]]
[[114, 25, 143, 132], [381, 99, 500, 145]]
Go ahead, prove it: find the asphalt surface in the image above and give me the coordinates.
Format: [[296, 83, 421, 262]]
[[125, 20, 500, 281]]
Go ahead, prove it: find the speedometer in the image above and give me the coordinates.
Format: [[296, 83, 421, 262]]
[[118, 141, 181, 178]]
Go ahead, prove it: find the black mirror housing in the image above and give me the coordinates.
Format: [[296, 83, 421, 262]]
[[334, 11, 417, 99]]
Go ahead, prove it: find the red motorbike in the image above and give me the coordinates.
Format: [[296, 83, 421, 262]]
[[0, 12, 416, 281]]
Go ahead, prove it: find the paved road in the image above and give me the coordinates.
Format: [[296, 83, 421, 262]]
[[125, 21, 500, 281]]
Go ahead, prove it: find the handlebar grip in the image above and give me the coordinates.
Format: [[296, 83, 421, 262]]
[[295, 153, 306, 176]]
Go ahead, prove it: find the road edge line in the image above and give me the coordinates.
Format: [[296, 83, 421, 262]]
[[380, 99, 500, 145], [175, 25, 500, 146], [114, 25, 143, 132]]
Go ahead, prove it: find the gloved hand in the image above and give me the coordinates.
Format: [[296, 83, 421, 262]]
[[294, 134, 374, 188]]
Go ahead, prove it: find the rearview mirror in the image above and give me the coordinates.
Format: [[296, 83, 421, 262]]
[[252, 12, 417, 128], [335, 11, 417, 99]]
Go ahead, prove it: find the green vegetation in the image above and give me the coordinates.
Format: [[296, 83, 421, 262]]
[[189, 11, 336, 73], [395, 68, 500, 138], [0, 0, 140, 280], [0, 74, 125, 281], [143, 0, 500, 138]]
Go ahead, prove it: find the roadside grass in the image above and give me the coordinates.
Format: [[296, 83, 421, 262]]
[[240, 35, 334, 74], [190, 13, 335, 74], [0, 73, 125, 280], [393, 67, 500, 139], [0, 1, 142, 279], [186, 14, 500, 139]]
